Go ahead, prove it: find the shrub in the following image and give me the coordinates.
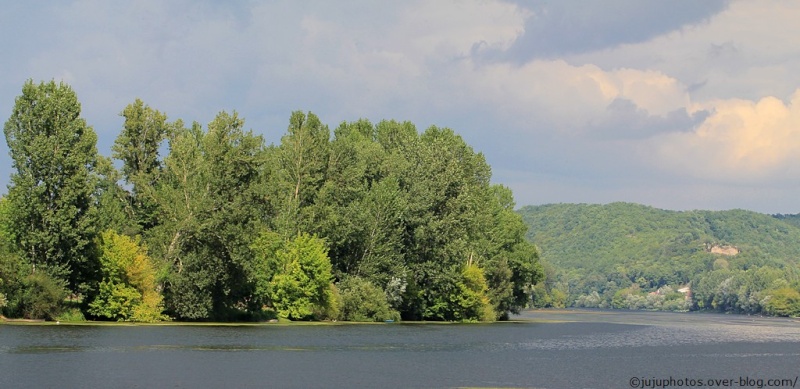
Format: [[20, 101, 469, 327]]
[[456, 263, 495, 322], [88, 230, 166, 322], [764, 287, 800, 317], [56, 307, 86, 322], [21, 272, 67, 320], [338, 276, 399, 322]]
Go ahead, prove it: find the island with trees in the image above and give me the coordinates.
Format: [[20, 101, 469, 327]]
[[0, 80, 543, 323]]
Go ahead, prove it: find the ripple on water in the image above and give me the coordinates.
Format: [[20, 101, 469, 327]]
[[512, 321, 800, 351]]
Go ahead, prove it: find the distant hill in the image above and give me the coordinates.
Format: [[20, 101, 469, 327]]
[[518, 203, 800, 316]]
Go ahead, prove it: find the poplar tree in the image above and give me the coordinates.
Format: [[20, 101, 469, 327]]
[[3, 80, 99, 292], [112, 99, 170, 232], [271, 111, 330, 235]]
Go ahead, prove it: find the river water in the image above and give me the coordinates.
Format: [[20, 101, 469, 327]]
[[1, 309, 799, 388]]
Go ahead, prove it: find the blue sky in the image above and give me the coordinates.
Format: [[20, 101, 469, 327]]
[[2, 0, 800, 213]]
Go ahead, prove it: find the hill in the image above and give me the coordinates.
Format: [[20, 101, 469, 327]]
[[518, 203, 800, 316]]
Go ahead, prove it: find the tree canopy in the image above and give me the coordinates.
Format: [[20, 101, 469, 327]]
[[3, 80, 99, 294], [0, 80, 542, 322]]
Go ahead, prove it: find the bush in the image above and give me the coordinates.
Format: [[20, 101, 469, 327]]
[[764, 287, 800, 317], [338, 276, 399, 322], [21, 272, 67, 320], [56, 307, 86, 322]]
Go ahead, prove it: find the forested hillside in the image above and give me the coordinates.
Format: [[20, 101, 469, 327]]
[[0, 80, 542, 322], [519, 203, 800, 316]]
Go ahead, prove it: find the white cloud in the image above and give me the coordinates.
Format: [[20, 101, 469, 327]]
[[393, 0, 530, 59], [457, 59, 692, 137], [648, 89, 800, 182], [567, 0, 800, 103], [611, 68, 689, 116]]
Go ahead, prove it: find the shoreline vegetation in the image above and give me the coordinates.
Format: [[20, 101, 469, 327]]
[[0, 313, 523, 326], [520, 203, 800, 318], [0, 80, 542, 324], [4, 308, 798, 326]]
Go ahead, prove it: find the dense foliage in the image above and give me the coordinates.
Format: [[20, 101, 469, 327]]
[[4, 81, 99, 294], [88, 230, 165, 322], [0, 80, 542, 322], [520, 203, 800, 317]]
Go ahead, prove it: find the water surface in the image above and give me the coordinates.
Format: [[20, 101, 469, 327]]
[[2, 310, 799, 388]]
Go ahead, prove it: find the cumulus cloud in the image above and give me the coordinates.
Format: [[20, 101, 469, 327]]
[[567, 1, 800, 103], [457, 59, 695, 141], [649, 90, 800, 182]]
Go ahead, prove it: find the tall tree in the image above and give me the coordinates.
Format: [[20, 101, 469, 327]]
[[3, 80, 99, 293], [315, 119, 407, 282], [270, 111, 330, 235], [112, 99, 170, 232], [151, 112, 267, 320]]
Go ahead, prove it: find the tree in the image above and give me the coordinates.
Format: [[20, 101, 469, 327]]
[[0, 197, 26, 317], [270, 111, 330, 235], [764, 287, 800, 317], [457, 262, 495, 321], [88, 230, 165, 322], [94, 156, 136, 235], [252, 232, 334, 320], [20, 271, 67, 320], [3, 80, 99, 293], [112, 99, 170, 232], [152, 112, 267, 320]]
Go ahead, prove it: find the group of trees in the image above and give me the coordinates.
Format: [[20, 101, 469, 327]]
[[0, 80, 543, 322], [521, 203, 800, 317]]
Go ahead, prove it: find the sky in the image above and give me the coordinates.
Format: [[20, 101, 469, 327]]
[[2, 0, 800, 214]]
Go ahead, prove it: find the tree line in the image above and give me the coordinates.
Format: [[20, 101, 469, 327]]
[[520, 203, 800, 317], [0, 80, 543, 322]]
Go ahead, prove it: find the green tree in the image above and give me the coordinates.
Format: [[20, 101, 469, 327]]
[[20, 271, 67, 320], [152, 112, 267, 320], [112, 99, 170, 232], [94, 156, 137, 235], [88, 230, 165, 321], [0, 197, 26, 317], [480, 185, 544, 317], [764, 287, 800, 317], [3, 80, 99, 293], [337, 275, 399, 322], [270, 111, 330, 234], [252, 232, 334, 320], [457, 262, 495, 321]]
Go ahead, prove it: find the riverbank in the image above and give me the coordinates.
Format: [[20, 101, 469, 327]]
[[0, 315, 45, 323], [0, 316, 500, 327]]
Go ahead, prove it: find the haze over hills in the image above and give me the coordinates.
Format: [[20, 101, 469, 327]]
[[517, 202, 800, 316]]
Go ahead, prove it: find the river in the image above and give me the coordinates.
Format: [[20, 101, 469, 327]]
[[1, 309, 799, 388]]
